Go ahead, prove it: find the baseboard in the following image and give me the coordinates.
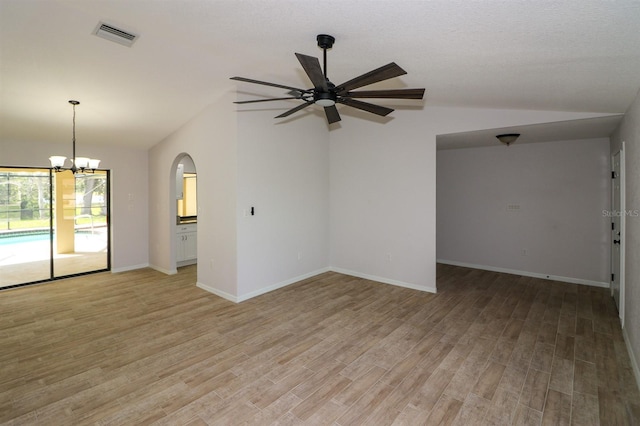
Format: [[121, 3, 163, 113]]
[[437, 259, 609, 288], [330, 267, 437, 294], [622, 326, 640, 393], [148, 264, 177, 275], [236, 267, 331, 302], [111, 263, 149, 273], [196, 281, 238, 303], [196, 267, 331, 303], [177, 259, 197, 268]]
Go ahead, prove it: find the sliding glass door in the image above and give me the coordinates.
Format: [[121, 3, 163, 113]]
[[0, 167, 110, 289]]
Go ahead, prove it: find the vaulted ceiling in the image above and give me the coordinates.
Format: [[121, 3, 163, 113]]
[[1, 0, 639, 149]]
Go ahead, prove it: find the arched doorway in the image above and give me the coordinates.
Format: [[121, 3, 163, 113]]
[[172, 154, 197, 270]]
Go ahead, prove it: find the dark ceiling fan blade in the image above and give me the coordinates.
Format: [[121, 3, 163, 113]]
[[234, 97, 303, 104], [274, 101, 314, 118], [337, 98, 394, 117], [324, 105, 341, 124], [343, 88, 425, 99], [295, 53, 328, 91], [336, 63, 407, 93], [230, 76, 310, 93]]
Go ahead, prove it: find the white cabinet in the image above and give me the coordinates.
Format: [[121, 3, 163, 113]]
[[176, 224, 197, 265]]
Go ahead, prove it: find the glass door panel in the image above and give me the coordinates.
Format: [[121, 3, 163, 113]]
[[52, 170, 109, 277], [0, 168, 53, 288]]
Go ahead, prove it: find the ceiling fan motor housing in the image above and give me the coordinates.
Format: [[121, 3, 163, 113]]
[[315, 90, 336, 106]]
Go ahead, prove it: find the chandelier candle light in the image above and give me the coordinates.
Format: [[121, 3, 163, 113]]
[[49, 100, 100, 173]]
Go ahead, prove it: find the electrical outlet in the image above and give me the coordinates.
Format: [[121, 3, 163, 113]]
[[386, 253, 392, 262], [297, 252, 302, 261]]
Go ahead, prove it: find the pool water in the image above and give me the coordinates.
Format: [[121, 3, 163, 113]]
[[0, 233, 52, 245], [0, 230, 108, 268], [0, 230, 103, 246]]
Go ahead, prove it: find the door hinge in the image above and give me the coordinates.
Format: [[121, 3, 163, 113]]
[[612, 171, 617, 179], [612, 222, 615, 230], [612, 273, 615, 281]]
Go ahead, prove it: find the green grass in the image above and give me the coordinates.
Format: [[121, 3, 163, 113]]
[[0, 219, 50, 231], [75, 216, 107, 226], [0, 213, 106, 231]]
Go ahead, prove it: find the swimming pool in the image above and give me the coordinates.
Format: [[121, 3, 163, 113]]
[[0, 229, 108, 268], [0, 230, 103, 246], [0, 232, 52, 245]]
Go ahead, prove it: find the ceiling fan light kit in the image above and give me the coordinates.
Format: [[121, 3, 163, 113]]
[[315, 91, 336, 107], [230, 34, 425, 124]]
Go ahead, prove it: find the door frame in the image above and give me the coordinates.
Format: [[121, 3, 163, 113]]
[[611, 143, 626, 326]]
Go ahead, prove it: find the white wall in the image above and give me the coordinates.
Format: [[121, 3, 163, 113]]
[[329, 106, 612, 293], [148, 93, 329, 301], [437, 138, 611, 285], [0, 139, 149, 271], [179, 155, 196, 173], [611, 89, 640, 388], [236, 108, 329, 300], [148, 91, 239, 297], [3, 103, 611, 298]]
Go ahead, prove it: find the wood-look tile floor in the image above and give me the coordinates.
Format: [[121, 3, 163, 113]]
[[1, 264, 638, 425]]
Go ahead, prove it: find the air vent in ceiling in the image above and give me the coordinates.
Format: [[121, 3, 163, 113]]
[[93, 21, 138, 47]]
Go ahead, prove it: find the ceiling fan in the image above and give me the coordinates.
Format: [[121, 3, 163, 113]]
[[230, 34, 425, 124]]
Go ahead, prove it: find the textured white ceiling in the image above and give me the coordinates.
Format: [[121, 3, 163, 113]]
[[1, 0, 639, 149]]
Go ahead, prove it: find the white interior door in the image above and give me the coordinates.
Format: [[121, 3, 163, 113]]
[[611, 146, 625, 323]]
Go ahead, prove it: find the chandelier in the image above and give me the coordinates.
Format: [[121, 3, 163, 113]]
[[49, 100, 100, 173]]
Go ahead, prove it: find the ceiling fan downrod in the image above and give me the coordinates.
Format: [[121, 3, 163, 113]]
[[316, 34, 335, 80]]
